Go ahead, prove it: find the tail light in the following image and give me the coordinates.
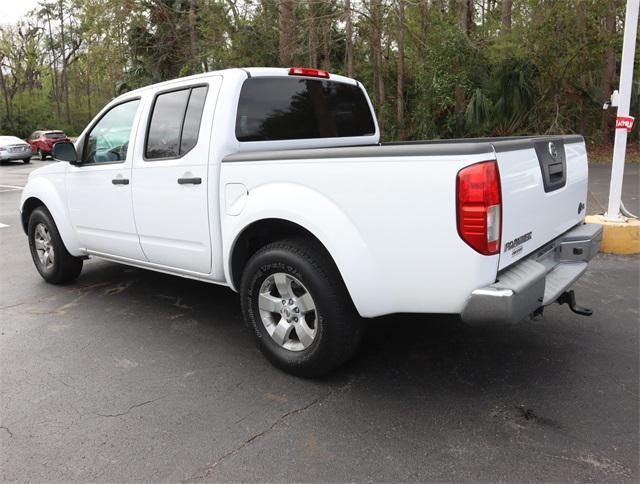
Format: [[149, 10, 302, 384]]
[[288, 67, 330, 79], [456, 160, 502, 255]]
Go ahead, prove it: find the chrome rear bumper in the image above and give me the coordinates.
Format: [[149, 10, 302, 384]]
[[461, 223, 603, 326]]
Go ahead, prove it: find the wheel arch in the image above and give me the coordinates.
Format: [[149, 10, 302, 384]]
[[21, 196, 45, 234], [20, 179, 83, 257], [224, 184, 392, 318], [230, 218, 333, 289]]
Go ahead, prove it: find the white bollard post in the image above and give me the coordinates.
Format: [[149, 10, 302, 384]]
[[605, 0, 639, 221]]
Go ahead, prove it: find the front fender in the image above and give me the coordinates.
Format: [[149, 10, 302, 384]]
[[223, 182, 392, 318], [20, 175, 83, 257]]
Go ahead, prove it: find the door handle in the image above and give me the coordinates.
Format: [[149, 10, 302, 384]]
[[177, 177, 202, 185], [112, 178, 129, 185]]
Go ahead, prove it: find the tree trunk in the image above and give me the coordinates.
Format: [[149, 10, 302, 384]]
[[189, 0, 198, 71], [321, 21, 331, 70], [58, 0, 71, 125], [45, 14, 61, 120], [86, 74, 91, 114], [308, 1, 318, 67], [601, 2, 616, 138], [371, 0, 384, 107], [459, 0, 471, 35], [344, 0, 353, 77], [455, 0, 471, 114], [576, 6, 588, 134], [278, 0, 296, 66], [0, 67, 12, 119], [419, 0, 428, 33], [397, 0, 405, 139], [500, 0, 512, 34]]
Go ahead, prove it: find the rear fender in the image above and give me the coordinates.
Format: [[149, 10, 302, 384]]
[[224, 182, 391, 317]]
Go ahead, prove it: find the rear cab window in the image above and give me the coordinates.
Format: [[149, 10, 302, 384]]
[[235, 77, 375, 142]]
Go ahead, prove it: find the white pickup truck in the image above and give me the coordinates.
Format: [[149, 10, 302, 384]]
[[20, 67, 602, 376]]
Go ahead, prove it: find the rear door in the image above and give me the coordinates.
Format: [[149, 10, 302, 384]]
[[131, 78, 221, 274], [495, 136, 588, 270]]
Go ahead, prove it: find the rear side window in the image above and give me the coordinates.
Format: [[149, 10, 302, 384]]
[[145, 85, 208, 160], [180, 87, 207, 154], [235, 77, 376, 142]]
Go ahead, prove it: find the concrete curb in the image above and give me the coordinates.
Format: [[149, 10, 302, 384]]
[[585, 215, 640, 254]]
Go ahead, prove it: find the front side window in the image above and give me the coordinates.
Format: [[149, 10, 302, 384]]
[[145, 85, 208, 160], [83, 99, 140, 164], [235, 77, 376, 142]]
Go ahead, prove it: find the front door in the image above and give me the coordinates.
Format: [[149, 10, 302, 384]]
[[131, 80, 219, 274], [66, 98, 146, 261]]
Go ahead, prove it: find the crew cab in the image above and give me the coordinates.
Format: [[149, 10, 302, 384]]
[[20, 67, 602, 376]]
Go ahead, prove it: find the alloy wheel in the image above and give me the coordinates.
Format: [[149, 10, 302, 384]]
[[258, 272, 318, 351], [34, 223, 55, 270]]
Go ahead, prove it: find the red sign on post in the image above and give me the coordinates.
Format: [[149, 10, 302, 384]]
[[615, 116, 635, 132]]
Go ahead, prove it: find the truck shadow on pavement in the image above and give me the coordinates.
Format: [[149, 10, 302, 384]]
[[75, 258, 570, 395]]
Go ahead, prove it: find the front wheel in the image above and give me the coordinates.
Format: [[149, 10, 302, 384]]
[[240, 239, 363, 377], [37, 149, 45, 161], [28, 207, 83, 284]]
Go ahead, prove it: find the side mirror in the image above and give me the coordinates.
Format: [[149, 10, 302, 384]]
[[52, 141, 78, 164]]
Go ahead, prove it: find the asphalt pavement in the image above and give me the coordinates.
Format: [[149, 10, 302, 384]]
[[0, 160, 638, 482], [587, 162, 639, 216]]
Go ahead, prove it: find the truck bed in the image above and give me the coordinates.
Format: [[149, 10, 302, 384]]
[[228, 134, 584, 160], [225, 134, 588, 271]]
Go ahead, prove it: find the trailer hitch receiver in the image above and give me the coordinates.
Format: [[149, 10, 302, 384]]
[[557, 290, 593, 316]]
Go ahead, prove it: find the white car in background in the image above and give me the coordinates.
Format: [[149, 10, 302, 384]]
[[0, 136, 32, 164]]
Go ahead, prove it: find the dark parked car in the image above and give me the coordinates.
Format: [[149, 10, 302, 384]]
[[27, 130, 70, 160]]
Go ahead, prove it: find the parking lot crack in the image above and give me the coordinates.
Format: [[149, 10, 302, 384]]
[[92, 394, 168, 418], [158, 294, 193, 310], [185, 380, 353, 481], [0, 425, 13, 438], [0, 301, 31, 311]]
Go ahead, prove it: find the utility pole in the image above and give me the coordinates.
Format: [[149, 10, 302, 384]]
[[605, 0, 639, 221]]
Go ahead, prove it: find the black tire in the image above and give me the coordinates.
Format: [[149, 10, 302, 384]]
[[23, 158, 30, 164], [28, 206, 83, 284], [240, 238, 363, 377], [37, 149, 45, 161]]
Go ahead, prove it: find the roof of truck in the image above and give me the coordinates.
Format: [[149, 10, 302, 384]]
[[122, 68, 358, 98]]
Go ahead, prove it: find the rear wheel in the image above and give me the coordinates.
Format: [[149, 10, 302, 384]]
[[22, 158, 30, 164], [240, 238, 362, 377], [28, 207, 83, 284]]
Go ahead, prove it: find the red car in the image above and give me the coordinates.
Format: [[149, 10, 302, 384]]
[[27, 130, 70, 160]]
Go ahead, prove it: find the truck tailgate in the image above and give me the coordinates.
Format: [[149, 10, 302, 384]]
[[494, 136, 589, 270]]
